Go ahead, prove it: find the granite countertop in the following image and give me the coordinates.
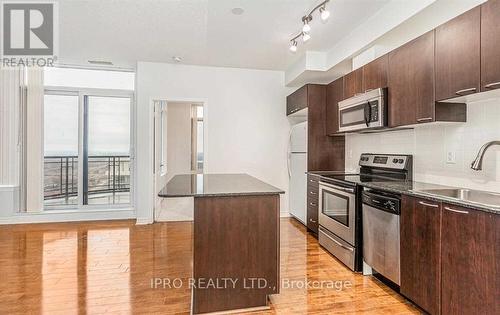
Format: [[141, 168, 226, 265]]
[[158, 173, 285, 198], [360, 180, 500, 215], [308, 171, 500, 215]]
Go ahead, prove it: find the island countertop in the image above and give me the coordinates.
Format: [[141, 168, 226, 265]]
[[158, 173, 285, 198]]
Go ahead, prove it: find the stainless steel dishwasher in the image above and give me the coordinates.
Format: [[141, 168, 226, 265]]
[[362, 189, 401, 285]]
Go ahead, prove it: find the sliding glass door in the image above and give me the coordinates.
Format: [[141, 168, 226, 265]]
[[44, 90, 133, 209]]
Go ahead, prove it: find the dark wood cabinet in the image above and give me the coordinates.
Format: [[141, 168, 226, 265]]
[[306, 84, 345, 171], [326, 77, 344, 135], [343, 68, 363, 99], [441, 203, 499, 315], [435, 7, 480, 101], [306, 175, 319, 234], [481, 0, 500, 92], [363, 55, 388, 92], [388, 31, 435, 127], [400, 196, 441, 315], [286, 85, 307, 115]]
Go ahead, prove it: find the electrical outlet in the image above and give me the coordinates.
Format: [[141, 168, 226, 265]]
[[446, 151, 456, 164]]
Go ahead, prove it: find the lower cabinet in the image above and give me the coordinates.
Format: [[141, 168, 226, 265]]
[[307, 175, 319, 234], [400, 196, 442, 315], [441, 203, 499, 315], [401, 196, 500, 315]]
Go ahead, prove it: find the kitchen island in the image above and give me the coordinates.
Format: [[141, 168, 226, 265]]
[[158, 174, 284, 314]]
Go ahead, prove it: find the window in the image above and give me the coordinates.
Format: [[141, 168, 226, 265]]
[[191, 104, 204, 172], [43, 67, 134, 209]]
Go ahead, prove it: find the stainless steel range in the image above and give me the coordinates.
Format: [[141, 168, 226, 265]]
[[317, 153, 413, 272]]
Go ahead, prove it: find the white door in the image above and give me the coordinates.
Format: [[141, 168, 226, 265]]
[[289, 152, 307, 224]]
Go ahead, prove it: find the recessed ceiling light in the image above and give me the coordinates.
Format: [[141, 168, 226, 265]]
[[172, 56, 182, 63], [231, 7, 244, 15]]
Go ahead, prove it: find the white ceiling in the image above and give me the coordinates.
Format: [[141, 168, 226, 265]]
[[57, 0, 391, 70]]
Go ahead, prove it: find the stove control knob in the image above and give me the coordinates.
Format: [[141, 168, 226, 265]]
[[398, 159, 405, 164], [392, 158, 398, 163]]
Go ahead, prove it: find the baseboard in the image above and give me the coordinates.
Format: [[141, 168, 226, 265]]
[[0, 209, 136, 225], [280, 211, 291, 218], [136, 217, 154, 225]]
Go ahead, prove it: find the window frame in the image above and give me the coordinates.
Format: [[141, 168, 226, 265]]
[[43, 86, 135, 211]]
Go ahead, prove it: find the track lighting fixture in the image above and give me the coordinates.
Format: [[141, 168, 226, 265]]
[[288, 0, 331, 52]]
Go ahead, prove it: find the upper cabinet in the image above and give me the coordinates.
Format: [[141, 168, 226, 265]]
[[326, 77, 344, 135], [362, 55, 388, 92], [388, 31, 436, 127], [435, 7, 481, 101], [307, 84, 345, 171], [343, 68, 363, 99], [286, 85, 307, 116], [481, 0, 500, 91]]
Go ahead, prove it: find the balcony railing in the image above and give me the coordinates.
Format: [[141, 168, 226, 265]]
[[44, 155, 130, 204]]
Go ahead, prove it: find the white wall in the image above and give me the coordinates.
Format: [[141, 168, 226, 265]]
[[136, 62, 292, 223], [166, 102, 193, 182], [345, 98, 500, 192]]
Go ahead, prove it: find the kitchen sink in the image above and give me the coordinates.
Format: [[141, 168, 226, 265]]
[[420, 188, 500, 209]]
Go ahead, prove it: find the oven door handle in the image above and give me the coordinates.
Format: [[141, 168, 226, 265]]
[[320, 182, 355, 194]]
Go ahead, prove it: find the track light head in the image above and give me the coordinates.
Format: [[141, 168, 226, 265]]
[[289, 40, 298, 52], [320, 6, 330, 21], [302, 15, 312, 33], [302, 32, 311, 42]]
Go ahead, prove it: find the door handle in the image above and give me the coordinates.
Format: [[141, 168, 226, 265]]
[[364, 102, 371, 127], [309, 218, 317, 223], [309, 191, 317, 195], [455, 87, 477, 96], [444, 206, 469, 214], [484, 82, 500, 89], [320, 229, 354, 252], [417, 117, 433, 123], [309, 202, 317, 206], [418, 201, 439, 208]]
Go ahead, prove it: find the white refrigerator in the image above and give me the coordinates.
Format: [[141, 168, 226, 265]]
[[288, 121, 307, 225]]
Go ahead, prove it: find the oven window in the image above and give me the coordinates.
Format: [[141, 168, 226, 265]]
[[322, 190, 349, 226], [340, 103, 366, 127]]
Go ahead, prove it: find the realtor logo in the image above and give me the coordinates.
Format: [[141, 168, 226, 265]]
[[1, 1, 57, 56]]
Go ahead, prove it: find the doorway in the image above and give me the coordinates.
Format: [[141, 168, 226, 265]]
[[153, 100, 205, 221]]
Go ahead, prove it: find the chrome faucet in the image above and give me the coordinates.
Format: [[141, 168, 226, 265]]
[[471, 141, 500, 171]]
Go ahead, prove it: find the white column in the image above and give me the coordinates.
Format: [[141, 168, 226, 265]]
[[0, 67, 22, 215], [25, 68, 44, 212]]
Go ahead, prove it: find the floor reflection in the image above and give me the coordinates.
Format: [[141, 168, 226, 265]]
[[0, 219, 417, 314]]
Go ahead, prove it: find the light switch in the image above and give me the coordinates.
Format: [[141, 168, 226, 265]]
[[446, 151, 456, 164]]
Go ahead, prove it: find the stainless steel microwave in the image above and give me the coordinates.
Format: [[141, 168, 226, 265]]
[[338, 88, 387, 133]]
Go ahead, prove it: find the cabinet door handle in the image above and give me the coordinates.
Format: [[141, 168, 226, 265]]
[[309, 218, 317, 223], [309, 179, 317, 183], [484, 82, 500, 89], [309, 191, 317, 195], [417, 117, 433, 123], [455, 87, 477, 96], [444, 206, 469, 214], [309, 202, 317, 206], [418, 201, 439, 208]]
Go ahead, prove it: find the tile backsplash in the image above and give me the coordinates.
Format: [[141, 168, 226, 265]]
[[345, 98, 500, 192]]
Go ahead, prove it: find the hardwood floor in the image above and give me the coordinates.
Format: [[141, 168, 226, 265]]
[[0, 218, 418, 314]]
